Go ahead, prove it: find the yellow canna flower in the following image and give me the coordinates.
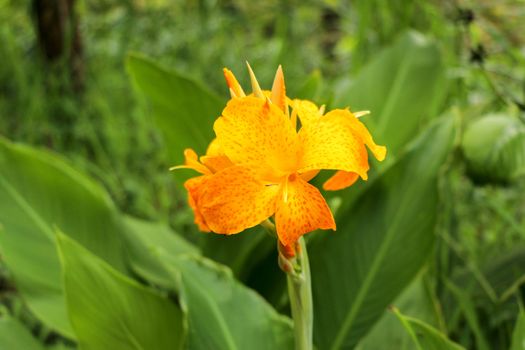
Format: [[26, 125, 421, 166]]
[[171, 64, 386, 255]]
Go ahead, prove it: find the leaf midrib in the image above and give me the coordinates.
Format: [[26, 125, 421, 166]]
[[119, 319, 146, 350], [375, 45, 415, 142], [0, 175, 56, 239]]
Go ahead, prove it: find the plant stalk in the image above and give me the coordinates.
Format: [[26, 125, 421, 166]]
[[279, 236, 313, 350]]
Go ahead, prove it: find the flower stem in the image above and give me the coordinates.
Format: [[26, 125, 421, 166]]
[[279, 237, 313, 350]]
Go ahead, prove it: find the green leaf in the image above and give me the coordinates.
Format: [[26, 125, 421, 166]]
[[126, 53, 223, 164], [357, 275, 443, 350], [200, 227, 275, 280], [56, 232, 186, 350], [462, 114, 525, 184], [121, 216, 197, 290], [443, 279, 490, 350], [331, 31, 448, 217], [309, 116, 457, 349], [0, 138, 127, 338], [0, 315, 45, 350], [334, 31, 447, 159], [295, 69, 323, 101], [450, 246, 525, 304], [123, 217, 294, 350], [510, 308, 525, 350], [392, 308, 466, 350]]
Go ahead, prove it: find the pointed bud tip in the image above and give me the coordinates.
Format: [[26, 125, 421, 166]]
[[354, 110, 371, 118], [271, 65, 286, 112], [246, 62, 264, 98]]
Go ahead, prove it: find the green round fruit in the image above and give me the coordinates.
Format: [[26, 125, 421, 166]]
[[462, 114, 525, 184]]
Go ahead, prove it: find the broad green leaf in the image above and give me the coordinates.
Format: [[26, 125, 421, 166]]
[[172, 257, 293, 350], [46, 344, 76, 350], [393, 308, 465, 350], [126, 53, 223, 163], [334, 31, 447, 159], [123, 217, 294, 350], [124, 215, 198, 256], [331, 31, 448, 217], [462, 114, 525, 184], [121, 216, 197, 290], [56, 233, 185, 350], [309, 117, 457, 349], [511, 308, 525, 350], [200, 228, 275, 281], [0, 315, 45, 350], [295, 69, 323, 101], [0, 138, 127, 338]]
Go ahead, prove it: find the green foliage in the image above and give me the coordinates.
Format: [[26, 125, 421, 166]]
[[357, 275, 443, 350], [127, 54, 276, 278], [56, 233, 185, 350], [0, 314, 45, 350], [126, 54, 222, 163], [0, 137, 128, 338], [124, 217, 294, 350], [393, 308, 466, 350], [330, 30, 448, 217], [334, 31, 447, 160], [1, 1, 525, 349], [442, 246, 525, 349], [309, 116, 457, 349], [510, 308, 525, 350], [0, 135, 293, 349]]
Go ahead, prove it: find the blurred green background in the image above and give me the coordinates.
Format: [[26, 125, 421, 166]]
[[1, 0, 525, 349]]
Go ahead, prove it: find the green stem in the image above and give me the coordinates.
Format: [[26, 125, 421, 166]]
[[279, 237, 313, 350]]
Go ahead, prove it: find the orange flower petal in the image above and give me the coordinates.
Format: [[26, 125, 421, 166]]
[[275, 174, 335, 247], [214, 96, 299, 177], [205, 138, 224, 157], [170, 148, 211, 175], [200, 155, 233, 173], [323, 171, 360, 191], [184, 176, 211, 232], [299, 169, 320, 182], [293, 99, 320, 126], [345, 110, 387, 162], [298, 109, 371, 177], [199, 166, 279, 234]]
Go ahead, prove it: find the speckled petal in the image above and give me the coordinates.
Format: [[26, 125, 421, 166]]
[[200, 155, 234, 173], [293, 99, 320, 126], [199, 166, 280, 234], [344, 110, 387, 162], [184, 175, 211, 232], [275, 174, 335, 248], [323, 171, 360, 191], [298, 109, 371, 177], [214, 96, 300, 177]]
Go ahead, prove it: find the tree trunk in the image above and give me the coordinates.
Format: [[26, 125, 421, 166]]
[[33, 0, 84, 93]]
